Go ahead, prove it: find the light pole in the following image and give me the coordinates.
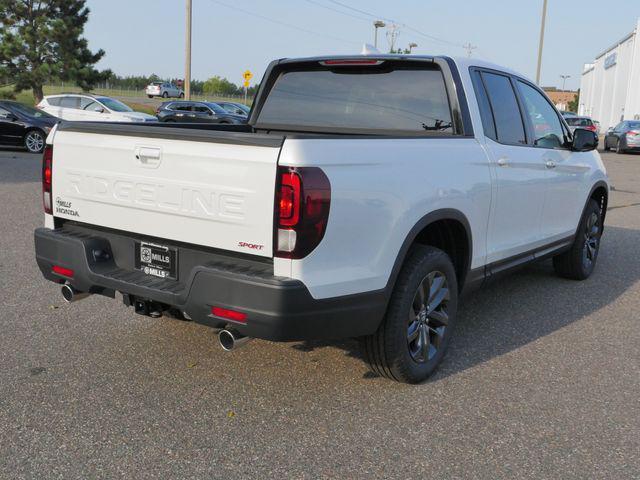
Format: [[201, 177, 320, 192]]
[[373, 20, 385, 49], [408, 42, 418, 54], [535, 0, 548, 85], [560, 74, 571, 92], [185, 0, 192, 100]]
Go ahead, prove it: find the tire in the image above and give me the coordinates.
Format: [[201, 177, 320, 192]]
[[615, 139, 626, 154], [147, 95, 153, 99], [603, 138, 610, 151], [360, 245, 458, 383], [552, 199, 602, 280], [179, 92, 184, 98], [24, 129, 45, 153], [162, 92, 168, 98]]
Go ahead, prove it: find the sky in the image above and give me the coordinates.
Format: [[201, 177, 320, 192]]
[[84, 0, 640, 91]]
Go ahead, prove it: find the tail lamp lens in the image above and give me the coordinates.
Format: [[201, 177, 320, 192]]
[[279, 172, 301, 226], [42, 145, 53, 214], [275, 167, 331, 259]]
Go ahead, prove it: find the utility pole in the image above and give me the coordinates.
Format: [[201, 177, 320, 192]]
[[463, 42, 477, 58], [373, 21, 385, 49], [535, 0, 548, 85], [386, 24, 400, 53], [185, 0, 192, 100], [408, 42, 418, 54], [560, 74, 571, 91]]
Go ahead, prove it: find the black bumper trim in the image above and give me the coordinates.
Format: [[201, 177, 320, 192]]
[[34, 227, 386, 341]]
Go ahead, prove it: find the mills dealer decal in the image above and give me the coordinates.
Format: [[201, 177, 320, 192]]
[[55, 197, 80, 217]]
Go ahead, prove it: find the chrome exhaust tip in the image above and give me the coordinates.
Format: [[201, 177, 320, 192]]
[[218, 329, 251, 351], [61, 284, 90, 303]]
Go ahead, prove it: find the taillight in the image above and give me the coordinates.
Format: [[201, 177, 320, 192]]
[[42, 144, 53, 214], [275, 167, 331, 259], [627, 130, 640, 136], [586, 125, 597, 132]]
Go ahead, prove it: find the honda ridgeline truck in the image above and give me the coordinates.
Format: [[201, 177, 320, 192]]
[[34, 55, 608, 383]]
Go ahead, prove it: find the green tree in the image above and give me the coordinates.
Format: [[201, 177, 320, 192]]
[[0, 0, 109, 103], [203, 76, 240, 96], [568, 89, 580, 113]]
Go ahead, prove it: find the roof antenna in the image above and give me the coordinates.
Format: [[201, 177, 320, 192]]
[[361, 44, 380, 55]]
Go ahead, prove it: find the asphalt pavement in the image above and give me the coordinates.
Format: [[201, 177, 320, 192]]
[[0, 147, 639, 479]]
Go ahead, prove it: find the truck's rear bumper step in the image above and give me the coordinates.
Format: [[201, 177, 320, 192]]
[[34, 227, 386, 341]]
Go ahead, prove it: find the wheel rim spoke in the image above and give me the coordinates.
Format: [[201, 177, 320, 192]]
[[407, 269, 449, 364]]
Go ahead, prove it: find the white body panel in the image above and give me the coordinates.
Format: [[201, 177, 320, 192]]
[[51, 130, 278, 257]]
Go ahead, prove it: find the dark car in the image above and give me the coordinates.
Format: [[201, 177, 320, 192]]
[[216, 101, 250, 117], [0, 100, 59, 153], [156, 101, 246, 124], [603, 120, 640, 154]]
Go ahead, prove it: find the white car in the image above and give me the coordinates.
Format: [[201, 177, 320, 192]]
[[35, 55, 608, 383], [38, 94, 157, 122], [145, 82, 184, 99]]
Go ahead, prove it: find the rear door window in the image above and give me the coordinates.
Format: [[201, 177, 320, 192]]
[[480, 72, 526, 145], [46, 97, 61, 107], [60, 96, 80, 109], [257, 62, 453, 134]]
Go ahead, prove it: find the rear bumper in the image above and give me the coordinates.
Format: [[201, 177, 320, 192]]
[[34, 226, 385, 341]]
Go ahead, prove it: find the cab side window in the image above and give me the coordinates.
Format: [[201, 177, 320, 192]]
[[516, 81, 566, 149], [479, 72, 527, 145]]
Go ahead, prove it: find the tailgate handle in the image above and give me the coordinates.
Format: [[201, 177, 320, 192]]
[[135, 147, 162, 168]]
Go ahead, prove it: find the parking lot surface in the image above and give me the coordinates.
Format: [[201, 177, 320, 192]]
[[0, 148, 639, 479]]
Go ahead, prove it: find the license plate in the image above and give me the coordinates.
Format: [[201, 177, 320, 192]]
[[135, 241, 177, 279]]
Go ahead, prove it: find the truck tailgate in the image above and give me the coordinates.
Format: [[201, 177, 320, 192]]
[[51, 123, 283, 258]]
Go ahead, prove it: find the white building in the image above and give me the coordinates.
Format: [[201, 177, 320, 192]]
[[579, 19, 640, 130]]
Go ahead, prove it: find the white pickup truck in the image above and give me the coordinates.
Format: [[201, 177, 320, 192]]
[[35, 55, 608, 383]]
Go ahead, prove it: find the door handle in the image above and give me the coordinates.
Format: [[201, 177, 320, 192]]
[[497, 157, 509, 167], [545, 160, 556, 169]]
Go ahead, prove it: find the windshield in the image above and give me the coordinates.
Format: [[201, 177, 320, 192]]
[[8, 103, 56, 119], [565, 117, 593, 127], [257, 63, 453, 134], [96, 97, 133, 112]]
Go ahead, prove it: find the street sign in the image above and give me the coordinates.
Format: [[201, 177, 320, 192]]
[[243, 79, 250, 88], [243, 70, 253, 82]]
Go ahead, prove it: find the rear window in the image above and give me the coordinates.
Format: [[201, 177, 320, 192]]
[[256, 63, 453, 134], [565, 117, 593, 127]]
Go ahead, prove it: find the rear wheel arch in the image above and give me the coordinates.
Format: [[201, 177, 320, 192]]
[[587, 181, 608, 228], [386, 209, 472, 296]]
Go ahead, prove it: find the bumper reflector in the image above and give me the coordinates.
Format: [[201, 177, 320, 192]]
[[52, 265, 74, 278], [211, 306, 247, 323]]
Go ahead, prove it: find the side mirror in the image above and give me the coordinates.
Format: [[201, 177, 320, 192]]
[[572, 128, 598, 152]]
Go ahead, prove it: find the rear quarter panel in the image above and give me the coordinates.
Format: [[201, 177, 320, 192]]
[[275, 137, 492, 299]]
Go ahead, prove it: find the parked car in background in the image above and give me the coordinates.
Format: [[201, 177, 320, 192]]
[[145, 82, 184, 98], [560, 110, 577, 118], [603, 120, 640, 153], [593, 120, 601, 135], [156, 101, 246, 124], [564, 116, 597, 134], [38, 94, 157, 123], [216, 101, 250, 117], [0, 100, 58, 153]]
